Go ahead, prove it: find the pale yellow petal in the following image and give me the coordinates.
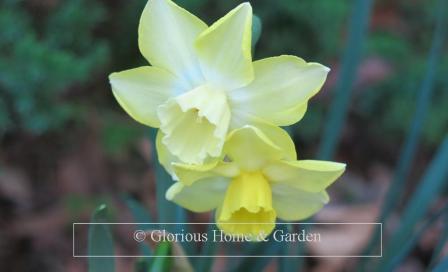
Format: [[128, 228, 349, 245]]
[[166, 178, 228, 213], [272, 183, 329, 221], [224, 126, 283, 171], [229, 113, 297, 160], [156, 130, 179, 180], [109, 66, 178, 127], [173, 161, 239, 186], [229, 55, 329, 126], [264, 160, 346, 192], [195, 3, 254, 89], [139, 0, 207, 86], [266, 102, 308, 127]]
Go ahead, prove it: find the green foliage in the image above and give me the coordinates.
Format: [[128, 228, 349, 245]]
[[123, 195, 153, 268], [359, 53, 448, 147], [0, 0, 109, 135], [271, 0, 350, 60], [356, 0, 448, 147], [429, 216, 448, 269], [194, 224, 217, 272], [360, 0, 448, 268], [381, 204, 448, 271], [433, 256, 448, 272], [101, 115, 143, 156], [318, 0, 374, 160], [251, 15, 262, 53], [149, 241, 172, 272], [88, 204, 115, 272], [379, 137, 448, 270], [65, 194, 114, 220]]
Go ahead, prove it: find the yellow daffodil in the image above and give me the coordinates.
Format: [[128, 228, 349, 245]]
[[166, 126, 346, 238], [109, 0, 330, 164]]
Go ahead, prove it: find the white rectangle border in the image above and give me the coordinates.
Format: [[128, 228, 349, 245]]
[[73, 222, 382, 258]]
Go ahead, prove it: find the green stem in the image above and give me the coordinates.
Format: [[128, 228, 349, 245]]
[[317, 0, 374, 160]]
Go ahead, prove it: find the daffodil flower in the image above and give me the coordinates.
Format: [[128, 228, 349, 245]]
[[109, 0, 330, 164], [166, 126, 345, 238]]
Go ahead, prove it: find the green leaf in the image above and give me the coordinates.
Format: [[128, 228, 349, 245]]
[[279, 224, 307, 272], [251, 15, 262, 53], [88, 204, 115, 272], [378, 136, 448, 270], [123, 195, 152, 226], [194, 224, 217, 272], [433, 256, 448, 272], [233, 225, 286, 272], [149, 241, 172, 272], [429, 213, 448, 269], [382, 204, 448, 270], [317, 0, 374, 160], [135, 258, 150, 272], [381, 0, 447, 227], [122, 195, 153, 262]]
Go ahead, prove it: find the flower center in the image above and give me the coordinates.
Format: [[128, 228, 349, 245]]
[[217, 172, 276, 238], [157, 85, 231, 164]]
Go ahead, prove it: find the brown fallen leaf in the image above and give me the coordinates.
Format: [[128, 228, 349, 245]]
[[310, 204, 380, 272]]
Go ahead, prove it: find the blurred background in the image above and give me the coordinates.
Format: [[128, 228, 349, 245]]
[[0, 0, 447, 271]]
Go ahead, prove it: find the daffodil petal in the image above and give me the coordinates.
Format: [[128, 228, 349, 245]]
[[229, 55, 329, 126], [217, 172, 276, 237], [195, 3, 254, 89], [173, 161, 240, 186], [224, 126, 283, 171], [272, 183, 329, 221], [264, 160, 346, 193], [166, 178, 228, 213], [156, 130, 179, 180], [157, 85, 231, 164], [267, 102, 308, 127], [109, 66, 179, 127], [254, 121, 297, 161], [139, 0, 207, 87], [229, 114, 297, 160], [157, 129, 230, 181], [232, 116, 297, 160]]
